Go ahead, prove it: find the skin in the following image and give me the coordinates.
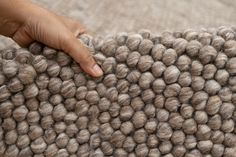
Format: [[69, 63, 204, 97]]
[[0, 0, 103, 77]]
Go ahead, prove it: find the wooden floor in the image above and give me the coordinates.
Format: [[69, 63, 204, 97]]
[[1, 0, 236, 47]]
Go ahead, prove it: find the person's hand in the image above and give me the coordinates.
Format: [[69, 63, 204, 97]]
[[0, 0, 103, 77]]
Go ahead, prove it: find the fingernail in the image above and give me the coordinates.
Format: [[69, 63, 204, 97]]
[[92, 64, 103, 77]]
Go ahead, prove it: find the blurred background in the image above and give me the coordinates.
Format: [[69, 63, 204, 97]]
[[0, 0, 235, 48]]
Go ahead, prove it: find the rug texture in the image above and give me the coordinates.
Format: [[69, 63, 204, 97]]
[[0, 26, 236, 157]]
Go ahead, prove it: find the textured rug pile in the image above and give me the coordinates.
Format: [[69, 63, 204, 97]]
[[0, 26, 236, 157]]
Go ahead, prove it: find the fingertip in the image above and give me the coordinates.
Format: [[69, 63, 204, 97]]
[[81, 64, 103, 77]]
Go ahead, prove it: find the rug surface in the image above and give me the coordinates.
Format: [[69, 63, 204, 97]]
[[0, 27, 236, 157]]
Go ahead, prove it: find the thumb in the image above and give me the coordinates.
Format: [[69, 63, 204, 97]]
[[62, 35, 103, 77]]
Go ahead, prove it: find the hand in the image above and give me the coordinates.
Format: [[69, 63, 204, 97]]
[[0, 0, 103, 77]]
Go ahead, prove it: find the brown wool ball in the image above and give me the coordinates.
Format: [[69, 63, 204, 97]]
[[52, 104, 67, 121], [126, 34, 143, 51], [120, 106, 134, 121], [147, 134, 159, 148], [129, 84, 141, 98], [101, 57, 117, 74], [17, 121, 29, 135], [0, 101, 14, 118], [44, 144, 58, 157], [212, 35, 225, 51], [116, 64, 129, 79], [184, 135, 197, 150], [180, 104, 194, 119], [42, 46, 57, 59], [32, 55, 48, 73], [13, 105, 28, 122], [218, 87, 232, 102], [76, 143, 90, 157], [161, 32, 175, 48], [123, 137, 136, 153], [215, 69, 229, 85], [106, 87, 118, 102], [221, 119, 235, 133], [16, 134, 30, 149], [115, 46, 129, 62], [56, 51, 71, 66], [96, 83, 107, 97], [164, 65, 180, 84], [137, 55, 154, 72], [205, 95, 222, 115], [176, 55, 191, 71], [107, 102, 119, 118], [65, 124, 78, 138], [60, 80, 76, 98], [152, 78, 166, 94], [75, 86, 87, 101], [19, 147, 33, 157], [101, 141, 114, 155], [2, 60, 18, 78], [54, 122, 67, 134], [28, 125, 43, 140], [15, 48, 33, 64], [211, 144, 224, 157], [178, 72, 192, 87], [126, 70, 141, 84], [224, 133, 236, 147], [156, 109, 169, 122], [5, 130, 18, 145], [162, 48, 177, 66], [27, 111, 40, 125], [35, 73, 49, 89], [196, 125, 212, 141], [141, 89, 155, 103], [101, 38, 117, 57], [148, 148, 161, 157], [37, 89, 50, 102], [194, 111, 208, 124], [30, 137, 47, 154], [179, 87, 193, 103], [138, 39, 153, 55], [204, 80, 221, 95], [99, 123, 114, 140], [171, 130, 185, 145], [191, 91, 208, 110], [90, 133, 101, 149], [144, 104, 156, 118], [49, 94, 63, 106], [159, 141, 173, 154], [151, 44, 165, 61], [74, 73, 87, 87], [48, 77, 62, 94], [202, 64, 217, 79], [11, 92, 25, 107], [43, 128, 56, 145], [186, 40, 202, 57], [88, 105, 100, 120], [168, 113, 184, 129], [56, 133, 69, 148], [226, 57, 236, 75], [215, 52, 228, 69], [5, 145, 19, 157], [59, 66, 74, 81], [85, 90, 99, 105], [120, 121, 134, 135], [190, 60, 203, 76], [138, 29, 151, 39], [154, 94, 165, 109], [199, 46, 217, 64], [64, 112, 78, 124], [0, 85, 11, 102], [139, 72, 154, 89], [152, 61, 166, 78], [224, 148, 236, 157], [211, 130, 225, 144], [173, 38, 188, 55], [133, 129, 147, 144], [197, 140, 213, 154], [0, 73, 5, 86], [172, 145, 186, 157], [118, 94, 131, 106], [103, 74, 117, 87], [99, 112, 111, 123], [219, 103, 235, 119], [132, 111, 147, 129], [110, 130, 126, 148], [116, 79, 129, 94], [26, 98, 39, 111], [208, 114, 222, 130], [182, 118, 197, 135], [218, 26, 235, 40], [224, 40, 236, 57], [164, 83, 181, 97], [135, 143, 149, 157], [144, 119, 157, 133], [191, 76, 205, 91], [23, 83, 39, 99], [126, 51, 141, 68], [156, 122, 173, 141], [165, 97, 180, 112]]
